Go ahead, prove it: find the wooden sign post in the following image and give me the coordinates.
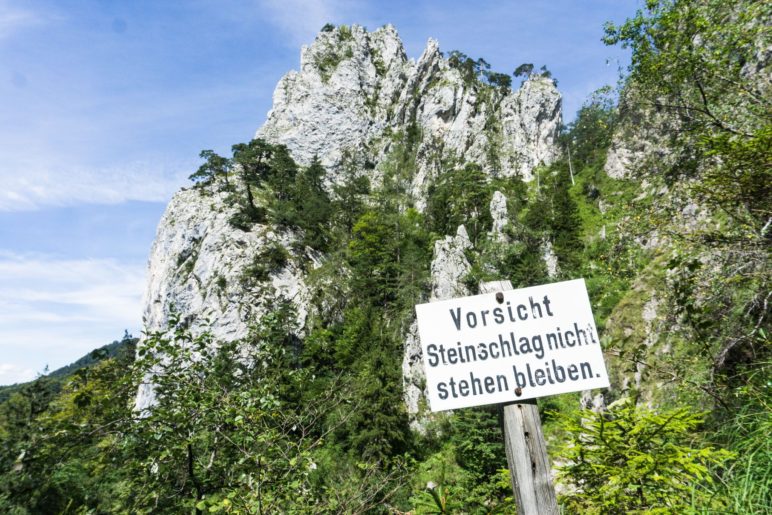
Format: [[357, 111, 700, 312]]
[[414, 278, 609, 515], [480, 280, 557, 515]]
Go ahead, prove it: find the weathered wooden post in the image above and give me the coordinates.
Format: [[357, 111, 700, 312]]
[[480, 280, 558, 515], [415, 278, 608, 515]]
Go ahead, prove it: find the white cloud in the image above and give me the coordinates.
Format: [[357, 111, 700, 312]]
[[0, 252, 146, 384], [256, 0, 371, 46], [0, 0, 48, 40], [258, 0, 337, 45], [0, 160, 192, 212], [0, 363, 36, 385]]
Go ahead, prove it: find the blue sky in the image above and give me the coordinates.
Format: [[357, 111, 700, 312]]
[[0, 0, 639, 384]]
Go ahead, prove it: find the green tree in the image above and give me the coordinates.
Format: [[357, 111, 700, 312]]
[[426, 163, 493, 245], [555, 399, 733, 514], [189, 149, 231, 190], [513, 63, 534, 77], [290, 157, 333, 250]]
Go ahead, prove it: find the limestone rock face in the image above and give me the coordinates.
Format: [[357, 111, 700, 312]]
[[258, 24, 561, 201], [138, 24, 564, 413], [402, 225, 473, 424], [489, 191, 509, 242], [258, 25, 409, 174], [135, 189, 313, 410]]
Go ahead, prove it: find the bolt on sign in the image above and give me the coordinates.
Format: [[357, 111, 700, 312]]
[[415, 279, 609, 411]]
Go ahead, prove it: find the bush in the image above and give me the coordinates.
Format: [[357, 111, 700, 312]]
[[554, 399, 733, 514]]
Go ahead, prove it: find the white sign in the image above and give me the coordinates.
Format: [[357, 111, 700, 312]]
[[415, 279, 609, 411]]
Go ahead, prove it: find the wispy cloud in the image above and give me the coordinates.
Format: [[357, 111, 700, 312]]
[[0, 363, 36, 385], [0, 160, 192, 212], [0, 0, 49, 40], [0, 252, 145, 383], [256, 0, 372, 46], [258, 0, 338, 45]]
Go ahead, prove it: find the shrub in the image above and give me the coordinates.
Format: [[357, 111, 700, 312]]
[[554, 399, 733, 514]]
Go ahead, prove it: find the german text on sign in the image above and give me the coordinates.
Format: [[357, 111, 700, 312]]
[[415, 279, 609, 411]]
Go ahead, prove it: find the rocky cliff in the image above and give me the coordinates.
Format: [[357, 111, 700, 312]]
[[136, 24, 562, 411]]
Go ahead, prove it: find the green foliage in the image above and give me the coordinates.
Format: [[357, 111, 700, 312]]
[[449, 407, 506, 481], [289, 157, 333, 250], [564, 86, 618, 169], [190, 149, 231, 190], [4, 9, 770, 512], [708, 357, 772, 512], [313, 28, 355, 82], [406, 442, 514, 513], [427, 163, 493, 244], [555, 399, 733, 514], [332, 156, 370, 235], [125, 309, 350, 513], [604, 0, 771, 229], [0, 338, 137, 513], [513, 63, 533, 77]]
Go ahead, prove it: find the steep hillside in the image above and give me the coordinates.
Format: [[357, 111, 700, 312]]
[[1, 5, 768, 512], [136, 24, 562, 412]]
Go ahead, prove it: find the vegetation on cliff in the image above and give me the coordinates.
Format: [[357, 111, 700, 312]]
[[1, 1, 769, 512]]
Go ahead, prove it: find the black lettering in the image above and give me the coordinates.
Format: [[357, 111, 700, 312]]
[[532, 335, 544, 359], [458, 379, 469, 396], [496, 374, 509, 392], [466, 311, 477, 328], [543, 295, 554, 316], [499, 332, 516, 358], [489, 341, 500, 359], [477, 343, 489, 361], [574, 322, 588, 345], [470, 372, 483, 395], [449, 307, 462, 330], [526, 363, 536, 387], [588, 324, 598, 344], [519, 336, 531, 355], [517, 304, 528, 320], [544, 362, 554, 384], [448, 377, 458, 397], [427, 344, 439, 367], [484, 375, 495, 393], [534, 368, 546, 386], [493, 307, 505, 324], [580, 362, 593, 379], [447, 347, 458, 364], [438, 344, 448, 365], [512, 365, 526, 388], [529, 296, 543, 318], [552, 359, 566, 382], [463, 344, 477, 363], [506, 301, 517, 322], [565, 329, 576, 346], [438, 382, 448, 399], [567, 364, 579, 380], [480, 309, 490, 326], [546, 332, 561, 351]]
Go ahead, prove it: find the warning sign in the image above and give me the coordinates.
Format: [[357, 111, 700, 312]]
[[415, 279, 609, 411]]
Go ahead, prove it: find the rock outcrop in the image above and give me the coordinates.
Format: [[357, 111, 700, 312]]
[[402, 225, 472, 426], [135, 189, 313, 410], [258, 24, 561, 202], [138, 24, 563, 412]]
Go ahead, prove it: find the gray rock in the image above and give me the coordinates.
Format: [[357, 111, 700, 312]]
[[134, 188, 313, 410], [258, 24, 562, 204], [489, 191, 509, 242], [403, 225, 472, 426], [137, 25, 564, 415]]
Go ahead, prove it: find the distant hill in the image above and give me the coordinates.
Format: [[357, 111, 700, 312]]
[[0, 336, 137, 403]]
